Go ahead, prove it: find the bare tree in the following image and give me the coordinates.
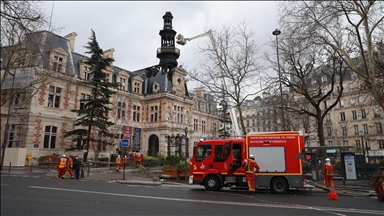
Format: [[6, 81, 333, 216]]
[[279, 1, 384, 110], [267, 30, 348, 146], [0, 1, 57, 108], [188, 22, 266, 135]]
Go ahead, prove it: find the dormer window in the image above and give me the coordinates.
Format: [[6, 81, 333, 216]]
[[83, 66, 91, 80], [120, 78, 126, 91], [134, 82, 140, 94], [53, 56, 63, 72]]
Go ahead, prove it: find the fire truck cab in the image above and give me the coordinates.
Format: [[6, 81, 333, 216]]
[[189, 131, 305, 194]]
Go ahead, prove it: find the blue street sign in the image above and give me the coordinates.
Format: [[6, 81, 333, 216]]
[[121, 139, 130, 147], [182, 135, 187, 139]]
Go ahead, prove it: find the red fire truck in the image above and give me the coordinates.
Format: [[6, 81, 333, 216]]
[[189, 131, 305, 194]]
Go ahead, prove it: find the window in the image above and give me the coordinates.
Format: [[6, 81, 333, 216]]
[[328, 141, 333, 146], [350, 97, 355, 106], [373, 107, 380, 117], [83, 66, 91, 80], [194, 119, 198, 131], [133, 105, 140, 122], [324, 101, 328, 109], [361, 109, 366, 119], [311, 79, 317, 86], [343, 140, 348, 146], [150, 106, 158, 122], [340, 112, 346, 122], [117, 102, 126, 119], [327, 127, 332, 136], [363, 124, 368, 134], [353, 125, 359, 135], [339, 99, 344, 108], [134, 82, 140, 93], [352, 110, 357, 120], [119, 78, 126, 91], [252, 119, 255, 126], [202, 120, 206, 132], [77, 131, 87, 149], [195, 144, 212, 162], [336, 86, 341, 94], [358, 95, 364, 105], [326, 113, 331, 122], [341, 127, 347, 136], [348, 83, 354, 92], [355, 140, 361, 149], [321, 75, 327, 83], [12, 92, 26, 105], [47, 86, 61, 108], [379, 140, 384, 149], [174, 106, 183, 123], [376, 123, 382, 134], [246, 120, 249, 127], [80, 93, 90, 110], [53, 56, 63, 72], [43, 126, 57, 148]]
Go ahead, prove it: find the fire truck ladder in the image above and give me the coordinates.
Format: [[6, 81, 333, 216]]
[[229, 107, 241, 136], [6, 90, 29, 148]]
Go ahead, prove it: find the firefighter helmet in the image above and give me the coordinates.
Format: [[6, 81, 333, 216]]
[[325, 158, 330, 162], [249, 154, 255, 160], [62, 154, 66, 157]]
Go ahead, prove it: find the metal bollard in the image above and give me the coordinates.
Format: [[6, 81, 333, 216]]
[[9, 162, 11, 173], [87, 163, 91, 177], [30, 162, 33, 172]]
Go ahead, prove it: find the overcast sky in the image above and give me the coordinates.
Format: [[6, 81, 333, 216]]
[[41, 1, 280, 88]]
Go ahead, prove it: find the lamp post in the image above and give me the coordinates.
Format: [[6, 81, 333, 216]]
[[360, 131, 367, 163], [184, 127, 189, 183], [272, 29, 286, 131]]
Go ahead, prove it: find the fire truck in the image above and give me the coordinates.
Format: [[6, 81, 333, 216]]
[[189, 131, 305, 194]]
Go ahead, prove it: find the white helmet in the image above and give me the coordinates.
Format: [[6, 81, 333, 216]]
[[325, 158, 330, 162], [249, 154, 255, 160], [62, 154, 66, 157]]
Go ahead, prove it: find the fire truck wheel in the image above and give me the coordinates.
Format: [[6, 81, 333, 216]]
[[270, 178, 288, 194], [204, 175, 220, 191]]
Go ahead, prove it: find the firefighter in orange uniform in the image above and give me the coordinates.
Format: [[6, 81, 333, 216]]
[[56, 154, 67, 179], [122, 155, 128, 169], [115, 155, 121, 171], [133, 151, 144, 168], [323, 158, 334, 188], [242, 154, 260, 194], [65, 154, 75, 179]]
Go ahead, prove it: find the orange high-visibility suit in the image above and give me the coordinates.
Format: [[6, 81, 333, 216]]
[[116, 156, 121, 171], [122, 156, 128, 169], [242, 158, 260, 193], [133, 152, 144, 168], [56, 156, 67, 179], [323, 163, 334, 188], [65, 156, 74, 179]]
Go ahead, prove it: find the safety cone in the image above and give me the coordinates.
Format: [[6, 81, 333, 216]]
[[328, 182, 338, 200]]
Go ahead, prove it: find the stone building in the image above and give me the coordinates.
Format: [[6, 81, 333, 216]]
[[238, 70, 384, 163], [0, 12, 219, 164]]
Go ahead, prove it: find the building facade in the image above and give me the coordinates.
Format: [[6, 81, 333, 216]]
[[0, 12, 219, 162]]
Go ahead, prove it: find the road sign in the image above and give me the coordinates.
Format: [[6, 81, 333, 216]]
[[182, 135, 187, 139], [121, 139, 130, 147]]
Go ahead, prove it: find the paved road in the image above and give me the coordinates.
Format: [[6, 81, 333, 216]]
[[1, 175, 383, 215]]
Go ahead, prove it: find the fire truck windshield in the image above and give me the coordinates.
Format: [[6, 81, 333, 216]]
[[195, 144, 212, 161]]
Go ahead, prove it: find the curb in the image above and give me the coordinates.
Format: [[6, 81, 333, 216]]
[[116, 180, 162, 186]]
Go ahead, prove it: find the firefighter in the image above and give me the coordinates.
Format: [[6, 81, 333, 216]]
[[323, 158, 334, 188], [56, 154, 67, 179], [115, 155, 121, 171], [122, 155, 128, 169], [133, 151, 144, 168], [65, 154, 75, 179], [242, 154, 260, 194]]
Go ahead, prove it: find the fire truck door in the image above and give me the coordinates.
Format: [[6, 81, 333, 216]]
[[213, 142, 236, 173]]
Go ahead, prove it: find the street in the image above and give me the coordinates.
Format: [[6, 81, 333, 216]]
[[1, 175, 383, 215]]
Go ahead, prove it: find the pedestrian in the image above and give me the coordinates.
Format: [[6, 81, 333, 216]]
[[56, 154, 67, 179], [65, 154, 75, 179], [115, 155, 121, 171], [241, 154, 260, 194], [323, 158, 334, 188], [73, 156, 81, 179]]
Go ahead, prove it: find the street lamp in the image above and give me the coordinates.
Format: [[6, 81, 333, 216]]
[[184, 127, 189, 183], [359, 131, 368, 163], [272, 28, 286, 131]]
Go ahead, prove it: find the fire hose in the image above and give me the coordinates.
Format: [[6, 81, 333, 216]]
[[305, 180, 376, 197]]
